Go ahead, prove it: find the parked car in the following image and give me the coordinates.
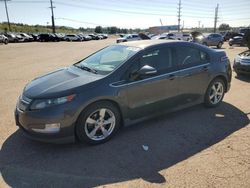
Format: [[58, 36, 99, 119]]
[[15, 40, 232, 144], [233, 50, 250, 75], [4, 33, 19, 43], [151, 34, 168, 40], [82, 35, 92, 41], [223, 32, 243, 41], [88, 34, 101, 40], [15, 34, 26, 42], [20, 33, 34, 42], [116, 34, 141, 43], [0, 34, 8, 44], [54, 33, 65, 41], [64, 34, 81, 41], [229, 36, 245, 46], [153, 33, 191, 41], [38, 33, 59, 42], [30, 33, 39, 41], [201, 33, 224, 49]]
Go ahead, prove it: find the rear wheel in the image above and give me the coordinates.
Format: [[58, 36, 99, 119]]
[[76, 102, 121, 145], [4, 40, 8, 45], [204, 78, 225, 107]]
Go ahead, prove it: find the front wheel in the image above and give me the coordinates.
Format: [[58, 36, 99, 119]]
[[204, 78, 225, 107], [76, 102, 121, 145]]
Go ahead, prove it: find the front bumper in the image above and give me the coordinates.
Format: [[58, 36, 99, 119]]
[[233, 63, 250, 74], [15, 106, 76, 144]]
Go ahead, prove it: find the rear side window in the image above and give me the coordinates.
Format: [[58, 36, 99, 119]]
[[176, 46, 209, 68]]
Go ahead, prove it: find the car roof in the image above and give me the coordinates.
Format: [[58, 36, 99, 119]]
[[118, 39, 184, 49]]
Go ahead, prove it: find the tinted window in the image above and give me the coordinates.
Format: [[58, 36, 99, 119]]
[[140, 47, 175, 74], [176, 46, 209, 68]]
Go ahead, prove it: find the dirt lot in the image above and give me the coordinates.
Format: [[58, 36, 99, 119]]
[[0, 40, 250, 188]]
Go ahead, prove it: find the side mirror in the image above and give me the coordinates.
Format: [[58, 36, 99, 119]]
[[137, 65, 157, 76], [129, 65, 157, 81]]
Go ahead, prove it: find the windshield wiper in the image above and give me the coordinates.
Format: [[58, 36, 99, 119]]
[[74, 64, 97, 74]]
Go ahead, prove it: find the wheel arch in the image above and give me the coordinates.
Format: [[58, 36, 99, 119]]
[[210, 75, 228, 92]]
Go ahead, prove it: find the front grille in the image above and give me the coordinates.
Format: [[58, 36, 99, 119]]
[[17, 95, 32, 111]]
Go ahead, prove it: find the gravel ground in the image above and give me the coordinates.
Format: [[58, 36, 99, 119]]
[[0, 40, 250, 188]]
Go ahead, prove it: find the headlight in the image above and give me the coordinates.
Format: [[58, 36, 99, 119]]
[[30, 94, 76, 110]]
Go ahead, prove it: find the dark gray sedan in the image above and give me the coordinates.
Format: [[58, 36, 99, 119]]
[[15, 40, 232, 144]]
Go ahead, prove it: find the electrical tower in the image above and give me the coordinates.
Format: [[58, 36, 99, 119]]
[[0, 0, 11, 31], [49, 0, 56, 33], [213, 4, 219, 33], [177, 0, 182, 32]]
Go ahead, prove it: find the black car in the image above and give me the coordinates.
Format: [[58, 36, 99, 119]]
[[233, 50, 250, 75], [15, 40, 232, 144], [229, 36, 245, 46], [38, 33, 60, 42], [223, 32, 243, 41]]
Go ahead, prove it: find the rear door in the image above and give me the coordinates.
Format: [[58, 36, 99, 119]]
[[175, 44, 211, 104]]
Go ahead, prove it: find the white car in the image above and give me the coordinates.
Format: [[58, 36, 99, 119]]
[[116, 34, 141, 43], [0, 34, 8, 44], [167, 33, 192, 41], [64, 34, 81, 41]]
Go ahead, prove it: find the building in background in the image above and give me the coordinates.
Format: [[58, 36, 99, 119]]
[[148, 25, 178, 34]]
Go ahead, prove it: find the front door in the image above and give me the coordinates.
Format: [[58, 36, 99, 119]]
[[123, 46, 180, 119]]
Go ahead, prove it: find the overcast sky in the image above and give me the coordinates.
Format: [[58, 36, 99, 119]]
[[0, 0, 250, 29]]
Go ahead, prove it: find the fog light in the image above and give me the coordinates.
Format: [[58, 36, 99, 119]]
[[32, 123, 60, 133]]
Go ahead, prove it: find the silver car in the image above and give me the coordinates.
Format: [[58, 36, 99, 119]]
[[202, 33, 224, 49], [116, 34, 141, 43]]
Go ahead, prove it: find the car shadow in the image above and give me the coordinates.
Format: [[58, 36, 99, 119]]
[[235, 74, 250, 83], [0, 102, 249, 187]]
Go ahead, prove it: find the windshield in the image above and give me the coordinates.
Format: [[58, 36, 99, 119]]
[[75, 45, 140, 75]]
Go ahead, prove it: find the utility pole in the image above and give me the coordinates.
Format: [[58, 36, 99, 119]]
[[177, 0, 182, 32], [160, 18, 163, 26], [0, 0, 11, 32], [213, 4, 219, 33], [49, 0, 56, 33]]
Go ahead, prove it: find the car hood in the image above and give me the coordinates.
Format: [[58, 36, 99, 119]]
[[23, 66, 104, 99]]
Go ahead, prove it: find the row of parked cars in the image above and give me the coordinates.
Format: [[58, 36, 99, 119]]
[[0, 32, 108, 44], [116, 31, 248, 49]]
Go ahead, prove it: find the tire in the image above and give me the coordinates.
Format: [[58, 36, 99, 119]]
[[4, 40, 8, 45], [75, 101, 121, 145], [229, 42, 233, 46], [204, 78, 225, 108], [217, 42, 223, 49]]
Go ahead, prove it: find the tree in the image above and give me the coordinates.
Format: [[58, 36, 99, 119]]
[[94, 26, 103, 33], [243, 31, 250, 50], [218, 23, 230, 31]]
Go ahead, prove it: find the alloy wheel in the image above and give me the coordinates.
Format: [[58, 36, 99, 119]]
[[209, 82, 224, 105], [84, 108, 116, 141]]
